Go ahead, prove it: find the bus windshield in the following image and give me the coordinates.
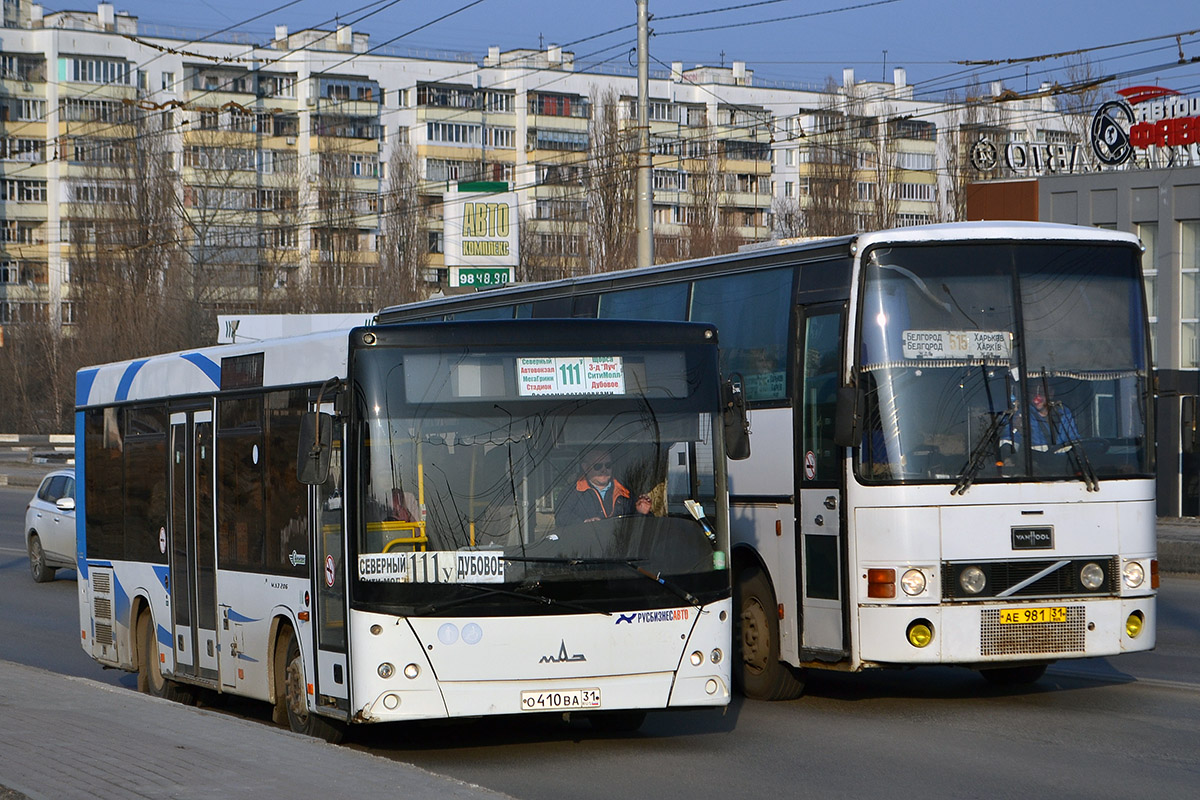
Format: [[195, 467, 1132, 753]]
[[857, 242, 1151, 487], [350, 343, 725, 614]]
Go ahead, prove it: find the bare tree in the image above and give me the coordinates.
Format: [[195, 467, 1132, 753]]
[[771, 196, 805, 238], [804, 82, 860, 237], [373, 141, 427, 307], [586, 88, 638, 273]]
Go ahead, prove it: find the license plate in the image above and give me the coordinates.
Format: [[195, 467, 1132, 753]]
[[999, 606, 1067, 625], [520, 688, 602, 711]]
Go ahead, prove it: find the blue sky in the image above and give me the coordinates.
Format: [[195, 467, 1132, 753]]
[[45, 0, 1200, 99]]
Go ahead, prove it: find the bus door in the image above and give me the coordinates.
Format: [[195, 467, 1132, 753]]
[[797, 305, 848, 656], [168, 408, 219, 684], [311, 407, 350, 714]]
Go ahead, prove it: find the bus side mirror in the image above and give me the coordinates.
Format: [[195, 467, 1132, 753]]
[[833, 384, 861, 448], [1183, 396, 1199, 455], [723, 377, 751, 461], [297, 412, 333, 484]]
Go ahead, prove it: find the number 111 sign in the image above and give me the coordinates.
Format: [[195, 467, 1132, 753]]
[[517, 356, 626, 396]]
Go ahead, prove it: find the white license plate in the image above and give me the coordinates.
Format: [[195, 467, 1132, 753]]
[[520, 688, 602, 711]]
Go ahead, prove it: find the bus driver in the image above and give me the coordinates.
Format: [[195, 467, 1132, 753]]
[[556, 447, 652, 526]]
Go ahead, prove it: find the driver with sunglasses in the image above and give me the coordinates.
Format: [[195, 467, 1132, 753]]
[[555, 447, 652, 526]]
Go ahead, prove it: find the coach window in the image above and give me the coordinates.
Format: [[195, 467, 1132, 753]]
[[265, 390, 308, 576], [599, 283, 688, 321], [124, 405, 169, 563], [690, 267, 794, 403], [217, 395, 265, 570], [84, 407, 124, 559]]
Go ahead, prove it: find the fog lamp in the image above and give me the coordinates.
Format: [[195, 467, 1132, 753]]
[[1125, 611, 1145, 639], [1080, 562, 1105, 590], [906, 619, 934, 648], [705, 679, 719, 695]]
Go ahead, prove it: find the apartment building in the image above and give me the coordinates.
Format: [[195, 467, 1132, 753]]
[[1, 0, 1080, 329]]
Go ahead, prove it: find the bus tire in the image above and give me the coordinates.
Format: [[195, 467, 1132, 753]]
[[136, 611, 195, 704], [734, 562, 806, 701], [28, 534, 56, 583], [283, 634, 346, 743], [587, 710, 647, 733], [980, 664, 1048, 686]]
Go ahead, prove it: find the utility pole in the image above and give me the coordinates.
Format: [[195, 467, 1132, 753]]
[[636, 0, 654, 268]]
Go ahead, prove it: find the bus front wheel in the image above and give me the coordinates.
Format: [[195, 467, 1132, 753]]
[[283, 634, 345, 743], [734, 562, 806, 700]]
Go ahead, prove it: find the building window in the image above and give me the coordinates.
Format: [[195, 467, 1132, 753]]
[[1137, 222, 1158, 366], [1181, 222, 1200, 368]]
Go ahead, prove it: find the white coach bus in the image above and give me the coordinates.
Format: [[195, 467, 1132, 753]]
[[376, 221, 1158, 697], [75, 320, 740, 739]]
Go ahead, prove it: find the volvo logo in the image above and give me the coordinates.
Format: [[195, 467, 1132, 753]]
[[539, 640, 586, 663]]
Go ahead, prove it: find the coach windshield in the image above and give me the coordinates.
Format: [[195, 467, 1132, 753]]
[[856, 241, 1151, 488]]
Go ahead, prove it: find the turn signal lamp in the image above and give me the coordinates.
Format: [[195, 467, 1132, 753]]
[[906, 619, 934, 648], [1125, 611, 1145, 639], [1150, 559, 1160, 589], [868, 568, 896, 598]]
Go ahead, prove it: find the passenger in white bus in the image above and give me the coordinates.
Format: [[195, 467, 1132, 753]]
[[555, 447, 652, 526]]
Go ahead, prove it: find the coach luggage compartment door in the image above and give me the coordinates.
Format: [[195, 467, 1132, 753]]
[[797, 305, 848, 657]]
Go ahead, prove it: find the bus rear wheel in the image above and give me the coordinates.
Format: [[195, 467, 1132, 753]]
[[980, 664, 1048, 686], [734, 562, 806, 701], [283, 634, 345, 743], [136, 611, 195, 704]]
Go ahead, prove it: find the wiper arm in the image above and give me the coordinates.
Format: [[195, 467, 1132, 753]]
[[1057, 436, 1100, 492], [952, 408, 1013, 496], [505, 556, 706, 611], [411, 582, 611, 616]]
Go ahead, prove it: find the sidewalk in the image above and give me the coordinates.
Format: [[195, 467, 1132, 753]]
[[0, 660, 511, 800]]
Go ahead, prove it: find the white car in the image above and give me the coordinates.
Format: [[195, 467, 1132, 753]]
[[25, 468, 76, 582]]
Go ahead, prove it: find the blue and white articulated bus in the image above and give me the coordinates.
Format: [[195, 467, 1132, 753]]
[[374, 222, 1158, 697], [75, 320, 739, 740]]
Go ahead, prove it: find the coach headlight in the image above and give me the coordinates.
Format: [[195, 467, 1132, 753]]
[[1080, 562, 1105, 590], [959, 566, 986, 595], [1122, 561, 1145, 589], [901, 568, 926, 596]]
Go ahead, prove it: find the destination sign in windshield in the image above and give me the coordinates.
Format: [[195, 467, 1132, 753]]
[[902, 330, 1012, 360]]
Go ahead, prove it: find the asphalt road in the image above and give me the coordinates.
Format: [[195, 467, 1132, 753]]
[[2, 485, 1198, 799]]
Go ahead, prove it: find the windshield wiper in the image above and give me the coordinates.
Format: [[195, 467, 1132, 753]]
[[507, 555, 706, 611], [411, 582, 611, 616], [952, 407, 1013, 496]]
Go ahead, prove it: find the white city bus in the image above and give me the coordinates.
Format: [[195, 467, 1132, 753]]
[[75, 320, 737, 739], [376, 221, 1158, 697]]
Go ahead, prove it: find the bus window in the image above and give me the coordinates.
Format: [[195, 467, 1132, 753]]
[[599, 283, 688, 320], [446, 306, 514, 321], [690, 267, 794, 403]]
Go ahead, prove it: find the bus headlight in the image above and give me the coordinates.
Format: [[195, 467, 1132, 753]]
[[1080, 562, 1105, 590], [959, 566, 986, 595], [901, 569, 926, 596], [377, 662, 395, 679], [1122, 561, 1145, 588]]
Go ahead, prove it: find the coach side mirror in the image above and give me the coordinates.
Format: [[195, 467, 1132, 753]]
[[1183, 396, 1199, 455], [833, 384, 861, 448], [297, 411, 333, 484], [723, 376, 751, 461]]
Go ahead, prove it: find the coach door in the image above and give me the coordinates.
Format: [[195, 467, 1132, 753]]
[[169, 409, 219, 684], [796, 305, 847, 656], [311, 406, 350, 714]]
